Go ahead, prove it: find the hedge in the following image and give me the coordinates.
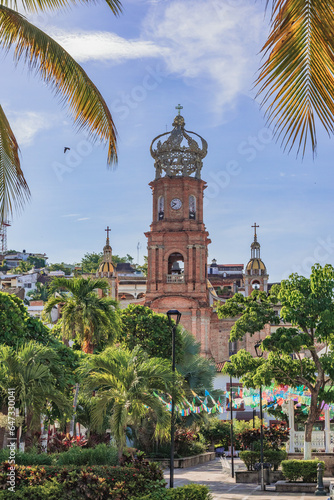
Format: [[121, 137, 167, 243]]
[[0, 461, 165, 499], [239, 449, 287, 471], [133, 484, 213, 500], [281, 459, 324, 482], [0, 443, 118, 467]]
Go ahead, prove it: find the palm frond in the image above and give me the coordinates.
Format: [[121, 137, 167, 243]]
[[0, 105, 30, 224], [2, 0, 122, 15], [257, 0, 334, 156], [0, 5, 117, 163]]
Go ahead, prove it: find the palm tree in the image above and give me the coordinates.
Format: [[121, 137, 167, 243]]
[[0, 341, 69, 450], [44, 276, 120, 353], [257, 1, 334, 156], [27, 281, 49, 302], [81, 345, 176, 458], [0, 0, 121, 225], [13, 261, 33, 274]]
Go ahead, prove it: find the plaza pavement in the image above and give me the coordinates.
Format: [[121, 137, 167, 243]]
[[164, 457, 330, 500]]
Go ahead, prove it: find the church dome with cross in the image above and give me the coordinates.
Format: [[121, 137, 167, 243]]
[[245, 224, 267, 277], [98, 226, 115, 276], [150, 104, 208, 179]]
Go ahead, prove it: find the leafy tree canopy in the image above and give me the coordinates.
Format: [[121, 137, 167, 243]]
[[81, 252, 103, 273], [27, 255, 46, 268], [80, 252, 134, 273], [48, 262, 73, 275], [119, 304, 183, 362], [217, 264, 334, 458]]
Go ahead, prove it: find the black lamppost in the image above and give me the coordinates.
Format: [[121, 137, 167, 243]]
[[254, 340, 265, 491], [224, 360, 234, 478], [167, 309, 182, 489]]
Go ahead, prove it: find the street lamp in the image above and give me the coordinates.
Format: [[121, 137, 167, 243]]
[[167, 309, 182, 489], [254, 340, 265, 491], [223, 360, 235, 478]]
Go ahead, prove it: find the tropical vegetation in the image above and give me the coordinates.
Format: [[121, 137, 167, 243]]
[[217, 263, 334, 459], [44, 276, 120, 353], [258, 1, 334, 156]]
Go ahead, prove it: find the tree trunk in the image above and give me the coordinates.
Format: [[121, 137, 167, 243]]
[[304, 391, 320, 460], [82, 340, 94, 354], [69, 383, 80, 437]]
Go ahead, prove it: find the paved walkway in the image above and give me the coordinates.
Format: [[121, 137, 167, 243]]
[[164, 458, 330, 500]]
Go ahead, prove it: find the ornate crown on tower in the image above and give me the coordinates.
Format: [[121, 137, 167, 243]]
[[150, 105, 208, 179]]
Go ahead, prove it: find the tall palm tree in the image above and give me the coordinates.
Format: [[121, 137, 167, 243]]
[[81, 345, 176, 458], [257, 1, 334, 156], [44, 276, 120, 353], [0, 0, 122, 225], [0, 341, 69, 450]]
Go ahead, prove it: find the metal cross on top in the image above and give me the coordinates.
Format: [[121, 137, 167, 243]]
[[105, 226, 111, 240], [251, 223, 259, 238], [175, 104, 183, 115]]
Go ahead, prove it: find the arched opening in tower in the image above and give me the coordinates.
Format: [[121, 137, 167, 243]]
[[251, 280, 260, 290], [167, 253, 185, 283]]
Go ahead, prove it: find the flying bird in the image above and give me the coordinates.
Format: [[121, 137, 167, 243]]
[[64, 147, 70, 153]]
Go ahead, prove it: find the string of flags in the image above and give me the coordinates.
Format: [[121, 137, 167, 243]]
[[153, 383, 334, 418]]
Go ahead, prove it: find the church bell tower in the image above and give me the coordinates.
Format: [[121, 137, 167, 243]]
[[145, 107, 212, 353]]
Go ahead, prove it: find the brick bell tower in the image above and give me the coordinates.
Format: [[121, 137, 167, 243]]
[[145, 106, 212, 355]]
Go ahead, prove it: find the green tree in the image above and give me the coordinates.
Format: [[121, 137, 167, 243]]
[[81, 252, 103, 273], [45, 277, 120, 353], [26, 282, 49, 302], [136, 255, 148, 276], [119, 304, 183, 361], [27, 256, 46, 268], [0, 0, 121, 225], [258, 1, 334, 156], [0, 291, 52, 346], [0, 341, 69, 450], [13, 261, 33, 273], [48, 262, 73, 275], [81, 345, 176, 458], [217, 264, 334, 459]]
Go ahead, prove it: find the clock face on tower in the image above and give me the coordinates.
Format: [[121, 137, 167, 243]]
[[170, 198, 182, 210]]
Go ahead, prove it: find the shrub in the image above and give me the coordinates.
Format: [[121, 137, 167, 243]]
[[264, 449, 287, 471], [0, 481, 64, 499], [239, 450, 287, 471], [0, 443, 118, 467], [239, 451, 259, 471], [134, 483, 212, 499], [56, 443, 118, 466], [0, 460, 165, 498], [238, 424, 289, 451], [281, 459, 324, 482]]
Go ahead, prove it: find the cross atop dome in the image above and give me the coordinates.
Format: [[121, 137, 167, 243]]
[[105, 225, 111, 244], [251, 222, 259, 241], [175, 103, 183, 115], [150, 107, 207, 179]]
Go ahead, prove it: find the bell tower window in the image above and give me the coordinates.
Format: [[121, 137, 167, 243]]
[[158, 196, 164, 220], [189, 195, 196, 219], [167, 252, 185, 283]]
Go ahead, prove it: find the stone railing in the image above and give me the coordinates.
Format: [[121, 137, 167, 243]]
[[292, 431, 334, 452], [166, 274, 184, 283]]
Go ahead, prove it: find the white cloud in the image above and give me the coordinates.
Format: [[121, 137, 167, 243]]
[[8, 111, 53, 146], [143, 0, 265, 111], [77, 217, 90, 221], [49, 29, 168, 63]]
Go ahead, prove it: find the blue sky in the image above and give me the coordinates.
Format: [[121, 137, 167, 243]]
[[1, 0, 334, 282]]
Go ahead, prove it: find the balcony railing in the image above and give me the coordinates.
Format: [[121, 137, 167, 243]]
[[166, 274, 184, 283]]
